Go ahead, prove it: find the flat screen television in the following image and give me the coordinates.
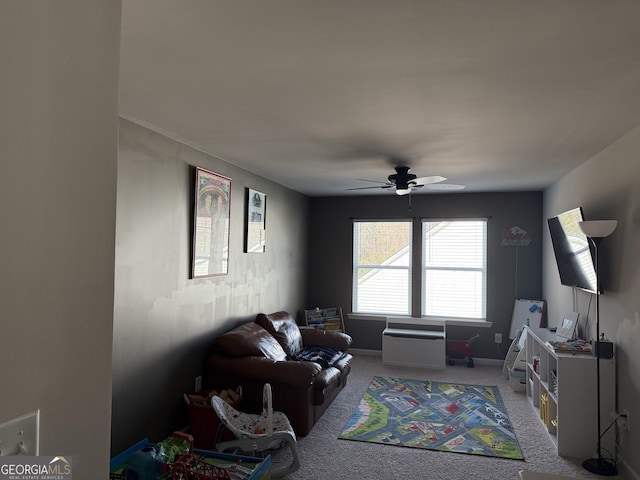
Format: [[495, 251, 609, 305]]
[[547, 207, 599, 294]]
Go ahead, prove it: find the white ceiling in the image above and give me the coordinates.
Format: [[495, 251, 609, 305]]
[[119, 1, 640, 196]]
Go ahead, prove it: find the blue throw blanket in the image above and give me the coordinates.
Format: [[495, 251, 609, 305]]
[[288, 346, 346, 368]]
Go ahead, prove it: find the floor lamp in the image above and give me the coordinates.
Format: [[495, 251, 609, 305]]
[[578, 219, 618, 477]]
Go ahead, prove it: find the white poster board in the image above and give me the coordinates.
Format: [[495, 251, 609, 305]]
[[509, 299, 545, 339]]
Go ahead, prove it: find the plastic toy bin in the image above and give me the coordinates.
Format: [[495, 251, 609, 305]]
[[508, 365, 526, 392], [169, 450, 271, 480]]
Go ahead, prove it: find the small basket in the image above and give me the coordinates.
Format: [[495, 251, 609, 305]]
[[184, 387, 242, 450]]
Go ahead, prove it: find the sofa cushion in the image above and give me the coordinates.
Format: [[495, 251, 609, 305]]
[[215, 322, 287, 361], [256, 311, 304, 356], [312, 366, 342, 390], [331, 352, 352, 374], [300, 328, 352, 351]]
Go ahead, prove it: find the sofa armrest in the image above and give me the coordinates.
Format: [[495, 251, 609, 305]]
[[301, 329, 352, 351], [207, 354, 322, 388]]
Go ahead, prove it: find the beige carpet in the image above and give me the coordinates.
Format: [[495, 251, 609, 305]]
[[267, 354, 623, 479]]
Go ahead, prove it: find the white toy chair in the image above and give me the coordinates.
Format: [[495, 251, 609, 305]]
[[211, 383, 300, 478]]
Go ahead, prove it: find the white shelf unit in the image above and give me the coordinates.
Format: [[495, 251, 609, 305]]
[[382, 317, 446, 370], [524, 327, 615, 459]]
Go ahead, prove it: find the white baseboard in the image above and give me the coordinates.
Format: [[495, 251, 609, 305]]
[[350, 349, 504, 367], [621, 459, 640, 480], [350, 348, 382, 356], [472, 358, 504, 366]]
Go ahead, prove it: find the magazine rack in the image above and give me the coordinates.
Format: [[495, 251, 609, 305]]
[[303, 307, 345, 333]]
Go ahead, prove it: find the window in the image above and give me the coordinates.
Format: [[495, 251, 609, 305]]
[[352, 220, 412, 315], [422, 220, 487, 320]]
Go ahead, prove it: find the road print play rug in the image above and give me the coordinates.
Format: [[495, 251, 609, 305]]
[[339, 376, 524, 459]]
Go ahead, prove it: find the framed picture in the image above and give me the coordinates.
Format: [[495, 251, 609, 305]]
[[556, 312, 579, 339], [192, 167, 231, 277], [245, 188, 266, 253]]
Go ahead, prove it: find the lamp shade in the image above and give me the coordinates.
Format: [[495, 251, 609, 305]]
[[578, 220, 617, 239]]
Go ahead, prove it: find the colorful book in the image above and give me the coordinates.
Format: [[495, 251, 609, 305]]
[[546, 339, 592, 354]]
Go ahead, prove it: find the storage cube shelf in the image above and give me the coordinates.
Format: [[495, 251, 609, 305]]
[[524, 327, 615, 458]]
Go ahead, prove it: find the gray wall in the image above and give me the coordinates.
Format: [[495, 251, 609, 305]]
[[543, 126, 640, 476], [0, 2, 120, 478], [112, 119, 309, 453], [307, 192, 542, 359]]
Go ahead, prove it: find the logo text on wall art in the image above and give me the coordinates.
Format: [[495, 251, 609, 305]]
[[501, 226, 531, 247]]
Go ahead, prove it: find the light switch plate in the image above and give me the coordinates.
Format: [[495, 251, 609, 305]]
[[0, 410, 39, 456]]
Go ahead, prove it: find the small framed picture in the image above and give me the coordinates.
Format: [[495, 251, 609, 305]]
[[556, 312, 579, 339], [245, 188, 266, 253]]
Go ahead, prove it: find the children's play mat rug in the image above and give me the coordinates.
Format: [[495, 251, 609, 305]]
[[339, 376, 524, 460]]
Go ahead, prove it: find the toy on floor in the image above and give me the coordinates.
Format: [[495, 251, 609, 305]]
[[447, 333, 480, 367], [211, 383, 300, 478]]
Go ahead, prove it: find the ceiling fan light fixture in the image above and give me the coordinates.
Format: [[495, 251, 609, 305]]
[[346, 164, 465, 195]]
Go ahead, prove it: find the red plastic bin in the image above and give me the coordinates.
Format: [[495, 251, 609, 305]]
[[184, 388, 242, 450]]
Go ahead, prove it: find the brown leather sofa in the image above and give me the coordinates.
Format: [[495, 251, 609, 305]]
[[205, 311, 353, 436]]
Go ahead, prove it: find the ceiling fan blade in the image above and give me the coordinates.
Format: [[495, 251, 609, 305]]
[[355, 178, 390, 185], [425, 183, 466, 191], [413, 175, 446, 186], [346, 185, 392, 191]]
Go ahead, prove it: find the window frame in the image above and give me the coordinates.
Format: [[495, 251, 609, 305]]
[[352, 219, 413, 315], [421, 218, 488, 322]]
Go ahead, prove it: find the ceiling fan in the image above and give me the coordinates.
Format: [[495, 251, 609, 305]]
[[347, 165, 465, 196]]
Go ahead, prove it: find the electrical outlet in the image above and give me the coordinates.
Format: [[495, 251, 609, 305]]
[[614, 409, 630, 431], [495, 333, 502, 344], [195, 375, 202, 393], [621, 409, 630, 431]]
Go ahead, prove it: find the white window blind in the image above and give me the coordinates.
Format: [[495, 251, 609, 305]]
[[352, 220, 411, 315], [422, 220, 487, 320]]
